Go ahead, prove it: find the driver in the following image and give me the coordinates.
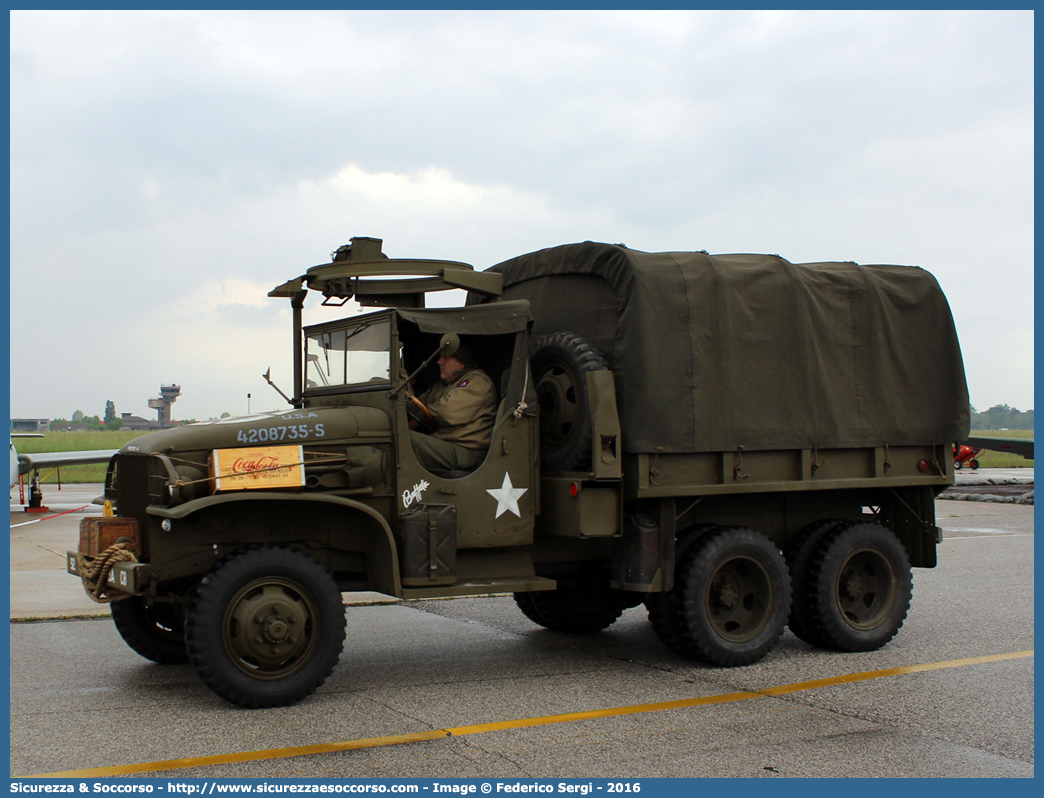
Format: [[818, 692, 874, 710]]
[[408, 341, 497, 475]]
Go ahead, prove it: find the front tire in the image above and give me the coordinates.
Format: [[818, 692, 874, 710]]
[[803, 522, 912, 652], [674, 526, 791, 666], [185, 547, 346, 708], [111, 595, 189, 665]]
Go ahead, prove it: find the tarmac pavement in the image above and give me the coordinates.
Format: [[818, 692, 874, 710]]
[[951, 466, 1033, 484], [8, 475, 1035, 778]]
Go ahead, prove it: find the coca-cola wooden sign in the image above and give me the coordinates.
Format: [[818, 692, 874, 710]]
[[208, 445, 306, 493]]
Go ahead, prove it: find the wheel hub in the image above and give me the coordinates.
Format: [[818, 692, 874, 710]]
[[704, 555, 774, 643], [835, 548, 898, 630], [259, 610, 296, 645], [713, 578, 740, 611], [841, 569, 864, 601], [223, 579, 318, 680]]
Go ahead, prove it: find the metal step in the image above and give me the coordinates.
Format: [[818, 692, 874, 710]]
[[401, 575, 557, 600]]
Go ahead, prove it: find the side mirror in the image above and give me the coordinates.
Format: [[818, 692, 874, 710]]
[[439, 333, 460, 357]]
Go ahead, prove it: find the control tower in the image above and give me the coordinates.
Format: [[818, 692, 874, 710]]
[[148, 384, 182, 426]]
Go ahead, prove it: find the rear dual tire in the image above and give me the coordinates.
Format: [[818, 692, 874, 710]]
[[648, 520, 911, 663], [783, 519, 845, 648], [515, 573, 632, 634], [674, 526, 792, 666], [797, 521, 912, 652], [648, 526, 791, 666], [645, 524, 720, 658]]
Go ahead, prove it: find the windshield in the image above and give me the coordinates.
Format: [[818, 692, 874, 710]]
[[305, 319, 391, 389]]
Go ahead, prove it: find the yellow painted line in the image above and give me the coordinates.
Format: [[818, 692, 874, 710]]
[[33, 731, 452, 778], [758, 650, 1033, 695], [30, 650, 1033, 778], [443, 689, 761, 737]]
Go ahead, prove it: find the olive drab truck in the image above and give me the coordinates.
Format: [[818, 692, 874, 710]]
[[69, 236, 970, 708]]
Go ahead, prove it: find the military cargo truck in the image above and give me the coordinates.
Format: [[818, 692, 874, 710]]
[[69, 237, 969, 708]]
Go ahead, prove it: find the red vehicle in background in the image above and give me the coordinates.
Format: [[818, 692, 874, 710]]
[[954, 443, 984, 470]]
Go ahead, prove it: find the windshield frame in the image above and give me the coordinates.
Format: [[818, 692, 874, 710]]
[[302, 310, 398, 396]]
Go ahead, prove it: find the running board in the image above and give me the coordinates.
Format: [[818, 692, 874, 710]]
[[401, 576, 557, 600]]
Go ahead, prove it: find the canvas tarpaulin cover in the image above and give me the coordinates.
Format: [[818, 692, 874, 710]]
[[474, 242, 969, 455]]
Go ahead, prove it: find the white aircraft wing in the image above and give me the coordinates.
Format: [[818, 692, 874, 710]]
[[18, 449, 119, 473], [964, 436, 1034, 460], [10, 439, 119, 489]]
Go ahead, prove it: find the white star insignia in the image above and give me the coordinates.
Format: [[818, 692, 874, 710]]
[[486, 472, 528, 519]]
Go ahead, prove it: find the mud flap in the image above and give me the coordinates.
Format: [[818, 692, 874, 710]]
[[611, 514, 661, 591]]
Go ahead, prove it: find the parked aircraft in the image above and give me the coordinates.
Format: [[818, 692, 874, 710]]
[[963, 436, 1034, 460], [9, 435, 118, 497]]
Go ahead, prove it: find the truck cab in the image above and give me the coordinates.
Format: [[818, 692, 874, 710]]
[[70, 237, 563, 708]]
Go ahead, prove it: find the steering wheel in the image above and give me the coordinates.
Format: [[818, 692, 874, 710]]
[[407, 394, 435, 426]]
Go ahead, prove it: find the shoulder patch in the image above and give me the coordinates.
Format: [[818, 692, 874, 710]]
[[458, 379, 470, 388]]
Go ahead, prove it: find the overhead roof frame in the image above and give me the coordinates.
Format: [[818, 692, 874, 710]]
[[269, 236, 502, 307]]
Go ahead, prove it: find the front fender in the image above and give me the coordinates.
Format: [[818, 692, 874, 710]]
[[146, 492, 402, 596]]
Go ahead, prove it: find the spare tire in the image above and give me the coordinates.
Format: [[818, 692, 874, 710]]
[[530, 332, 609, 471]]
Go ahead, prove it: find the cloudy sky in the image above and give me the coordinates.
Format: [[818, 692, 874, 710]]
[[9, 9, 1034, 423]]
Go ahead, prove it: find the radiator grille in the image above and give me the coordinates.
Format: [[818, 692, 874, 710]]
[[113, 453, 165, 522]]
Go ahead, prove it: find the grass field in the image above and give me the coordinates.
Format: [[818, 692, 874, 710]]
[[13, 430, 152, 484], [966, 429, 1034, 469]]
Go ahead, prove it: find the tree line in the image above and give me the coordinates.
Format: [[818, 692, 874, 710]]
[[48, 400, 226, 429], [46, 401, 1035, 433], [970, 404, 1034, 431]]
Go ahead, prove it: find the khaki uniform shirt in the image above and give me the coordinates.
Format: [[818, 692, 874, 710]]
[[418, 368, 498, 450]]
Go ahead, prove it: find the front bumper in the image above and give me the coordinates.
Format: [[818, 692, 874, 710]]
[[66, 551, 149, 596]]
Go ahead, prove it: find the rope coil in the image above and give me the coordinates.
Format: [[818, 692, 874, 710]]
[[76, 542, 138, 604]]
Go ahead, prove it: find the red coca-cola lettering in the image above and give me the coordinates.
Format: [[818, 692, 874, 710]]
[[231, 455, 283, 476]]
